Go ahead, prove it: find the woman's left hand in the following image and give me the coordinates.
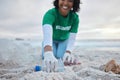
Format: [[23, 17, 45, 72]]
[[63, 52, 81, 66], [63, 52, 74, 65]]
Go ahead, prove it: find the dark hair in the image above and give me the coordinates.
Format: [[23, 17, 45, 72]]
[[53, 0, 80, 12]]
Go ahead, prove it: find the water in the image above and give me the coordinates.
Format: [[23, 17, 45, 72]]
[[75, 39, 120, 48], [29, 39, 120, 48]]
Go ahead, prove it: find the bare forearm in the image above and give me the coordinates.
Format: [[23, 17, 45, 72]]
[[44, 45, 52, 52], [66, 50, 71, 54]]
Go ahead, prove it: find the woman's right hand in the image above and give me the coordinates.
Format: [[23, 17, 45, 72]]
[[43, 51, 58, 72]]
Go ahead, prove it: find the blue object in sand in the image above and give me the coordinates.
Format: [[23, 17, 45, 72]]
[[35, 65, 41, 71]]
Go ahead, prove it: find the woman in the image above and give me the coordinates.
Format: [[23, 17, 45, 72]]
[[42, 0, 80, 72]]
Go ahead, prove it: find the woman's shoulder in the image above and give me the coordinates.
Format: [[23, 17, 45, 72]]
[[70, 11, 79, 19], [45, 8, 57, 15]]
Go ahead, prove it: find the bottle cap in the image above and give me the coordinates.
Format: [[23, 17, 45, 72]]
[[35, 65, 41, 71]]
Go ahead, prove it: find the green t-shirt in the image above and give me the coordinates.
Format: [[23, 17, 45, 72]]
[[42, 8, 79, 41]]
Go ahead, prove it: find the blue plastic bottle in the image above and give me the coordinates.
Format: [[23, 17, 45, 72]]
[[58, 58, 64, 72]]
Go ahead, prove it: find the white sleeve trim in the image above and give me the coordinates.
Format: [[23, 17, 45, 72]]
[[66, 33, 76, 52], [42, 24, 53, 47]]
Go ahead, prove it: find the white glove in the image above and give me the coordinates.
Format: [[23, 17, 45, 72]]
[[42, 51, 58, 72], [63, 52, 75, 65]]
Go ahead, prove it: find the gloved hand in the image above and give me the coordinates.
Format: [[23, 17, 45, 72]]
[[63, 52, 75, 65], [42, 51, 58, 72], [63, 52, 81, 66]]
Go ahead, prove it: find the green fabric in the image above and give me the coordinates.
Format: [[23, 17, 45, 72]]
[[42, 8, 79, 41]]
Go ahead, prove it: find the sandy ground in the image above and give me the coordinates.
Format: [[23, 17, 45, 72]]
[[0, 39, 120, 80]]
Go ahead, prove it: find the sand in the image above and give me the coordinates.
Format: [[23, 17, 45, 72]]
[[0, 39, 120, 80]]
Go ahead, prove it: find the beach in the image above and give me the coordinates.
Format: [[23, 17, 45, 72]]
[[0, 39, 120, 80]]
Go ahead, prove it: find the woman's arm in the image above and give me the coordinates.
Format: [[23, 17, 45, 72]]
[[42, 24, 53, 52], [66, 32, 77, 53]]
